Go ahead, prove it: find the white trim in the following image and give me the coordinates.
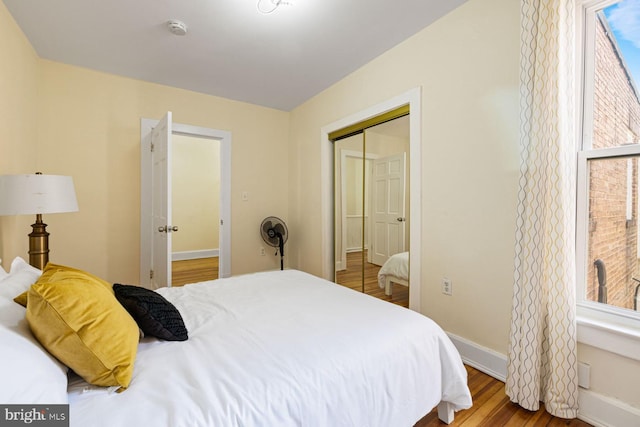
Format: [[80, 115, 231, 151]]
[[446, 333, 507, 382], [578, 389, 640, 427], [321, 87, 422, 312], [140, 118, 232, 287], [577, 315, 640, 361], [575, 0, 640, 357], [449, 333, 640, 426], [172, 249, 219, 261], [338, 149, 379, 270]]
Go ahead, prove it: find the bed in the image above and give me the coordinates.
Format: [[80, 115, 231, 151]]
[[1, 257, 472, 426], [378, 251, 410, 296]]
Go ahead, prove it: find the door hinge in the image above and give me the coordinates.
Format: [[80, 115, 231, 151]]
[[150, 269, 154, 279], [150, 142, 155, 152], [220, 219, 224, 226]]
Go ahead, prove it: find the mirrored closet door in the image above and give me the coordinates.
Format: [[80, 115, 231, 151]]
[[332, 108, 410, 304]]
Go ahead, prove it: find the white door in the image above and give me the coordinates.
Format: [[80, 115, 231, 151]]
[[151, 112, 173, 287], [140, 116, 232, 288], [371, 153, 406, 266]]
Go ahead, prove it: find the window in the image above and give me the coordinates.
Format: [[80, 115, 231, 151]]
[[577, 0, 640, 328]]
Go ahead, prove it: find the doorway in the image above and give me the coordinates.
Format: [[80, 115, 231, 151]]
[[171, 134, 220, 286], [140, 116, 231, 288]]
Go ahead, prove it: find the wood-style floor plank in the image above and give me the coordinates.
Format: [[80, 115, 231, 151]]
[[335, 250, 409, 308], [172, 256, 218, 286], [415, 365, 592, 426], [172, 257, 592, 427]]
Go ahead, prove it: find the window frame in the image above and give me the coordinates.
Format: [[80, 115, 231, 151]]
[[576, 0, 640, 360]]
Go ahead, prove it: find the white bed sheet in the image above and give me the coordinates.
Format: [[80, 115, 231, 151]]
[[68, 270, 471, 427], [378, 251, 409, 289]]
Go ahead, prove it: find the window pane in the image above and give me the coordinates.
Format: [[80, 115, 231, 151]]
[[592, 3, 640, 150], [587, 156, 640, 310]]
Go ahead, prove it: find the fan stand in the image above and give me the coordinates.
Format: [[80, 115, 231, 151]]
[[276, 233, 284, 270]]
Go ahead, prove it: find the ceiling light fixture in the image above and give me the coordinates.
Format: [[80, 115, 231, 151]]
[[257, 0, 291, 14], [167, 19, 187, 36]]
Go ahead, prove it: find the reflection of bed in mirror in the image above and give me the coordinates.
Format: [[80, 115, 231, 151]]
[[378, 251, 409, 296]]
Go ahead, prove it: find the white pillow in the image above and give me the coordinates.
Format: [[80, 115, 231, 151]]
[[0, 257, 41, 296], [0, 258, 68, 404], [0, 258, 8, 280]]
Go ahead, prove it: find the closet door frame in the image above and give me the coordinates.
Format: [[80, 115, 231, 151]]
[[321, 87, 422, 312]]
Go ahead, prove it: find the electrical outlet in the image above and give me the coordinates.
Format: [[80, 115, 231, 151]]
[[578, 362, 590, 389], [260, 247, 266, 256], [442, 278, 452, 296]]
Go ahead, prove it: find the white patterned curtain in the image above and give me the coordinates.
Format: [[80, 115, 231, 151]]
[[505, 0, 579, 419]]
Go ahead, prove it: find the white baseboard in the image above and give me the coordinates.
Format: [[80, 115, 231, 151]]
[[172, 249, 218, 261], [446, 332, 640, 427], [578, 389, 640, 427], [447, 332, 507, 381]]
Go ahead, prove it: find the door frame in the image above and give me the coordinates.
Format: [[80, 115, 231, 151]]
[[140, 118, 232, 288], [336, 149, 379, 271], [321, 87, 421, 312]]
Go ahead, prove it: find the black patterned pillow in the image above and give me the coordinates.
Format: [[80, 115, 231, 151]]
[[113, 284, 188, 341]]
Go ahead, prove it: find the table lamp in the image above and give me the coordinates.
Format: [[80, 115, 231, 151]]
[[0, 173, 78, 269]]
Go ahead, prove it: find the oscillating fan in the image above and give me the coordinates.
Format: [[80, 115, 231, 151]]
[[260, 216, 288, 270]]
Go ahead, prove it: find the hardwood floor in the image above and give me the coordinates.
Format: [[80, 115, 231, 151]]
[[172, 256, 591, 426], [171, 256, 218, 286], [416, 365, 592, 426], [335, 250, 409, 307]]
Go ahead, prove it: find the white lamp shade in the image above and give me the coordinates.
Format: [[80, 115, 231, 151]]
[[0, 174, 79, 216]]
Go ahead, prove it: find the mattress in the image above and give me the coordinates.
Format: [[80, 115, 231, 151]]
[[68, 269, 471, 426]]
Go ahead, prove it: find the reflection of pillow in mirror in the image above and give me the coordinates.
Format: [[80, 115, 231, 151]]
[[27, 276, 139, 391]]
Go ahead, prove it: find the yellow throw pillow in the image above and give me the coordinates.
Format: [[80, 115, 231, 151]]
[[13, 291, 27, 307], [13, 263, 114, 308], [26, 276, 139, 391], [38, 262, 113, 290]]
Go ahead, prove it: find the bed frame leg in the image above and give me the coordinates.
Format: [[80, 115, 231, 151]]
[[437, 402, 455, 425]]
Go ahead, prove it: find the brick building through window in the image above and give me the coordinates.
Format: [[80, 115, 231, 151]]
[[586, 12, 640, 310]]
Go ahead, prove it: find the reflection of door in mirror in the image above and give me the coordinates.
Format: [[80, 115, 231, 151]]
[[171, 135, 220, 286], [333, 114, 410, 307]]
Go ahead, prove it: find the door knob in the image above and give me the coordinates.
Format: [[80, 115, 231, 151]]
[[158, 226, 179, 233], [396, 217, 406, 222]]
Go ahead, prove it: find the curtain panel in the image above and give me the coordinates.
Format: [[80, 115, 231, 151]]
[[505, 0, 579, 418]]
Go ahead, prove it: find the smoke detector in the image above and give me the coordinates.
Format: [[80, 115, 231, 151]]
[[167, 19, 187, 36]]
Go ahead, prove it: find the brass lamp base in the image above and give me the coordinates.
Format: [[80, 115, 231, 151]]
[[29, 214, 49, 270]]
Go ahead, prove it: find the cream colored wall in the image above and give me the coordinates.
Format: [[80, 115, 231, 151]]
[[290, 0, 519, 352], [32, 60, 289, 280], [0, 2, 40, 266], [171, 134, 219, 254], [289, 0, 640, 410], [0, 0, 290, 279]]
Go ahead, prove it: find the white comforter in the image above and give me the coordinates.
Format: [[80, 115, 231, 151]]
[[68, 270, 471, 427], [378, 251, 410, 288]]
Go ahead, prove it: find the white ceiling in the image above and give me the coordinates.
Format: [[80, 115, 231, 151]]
[[3, 0, 467, 111]]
